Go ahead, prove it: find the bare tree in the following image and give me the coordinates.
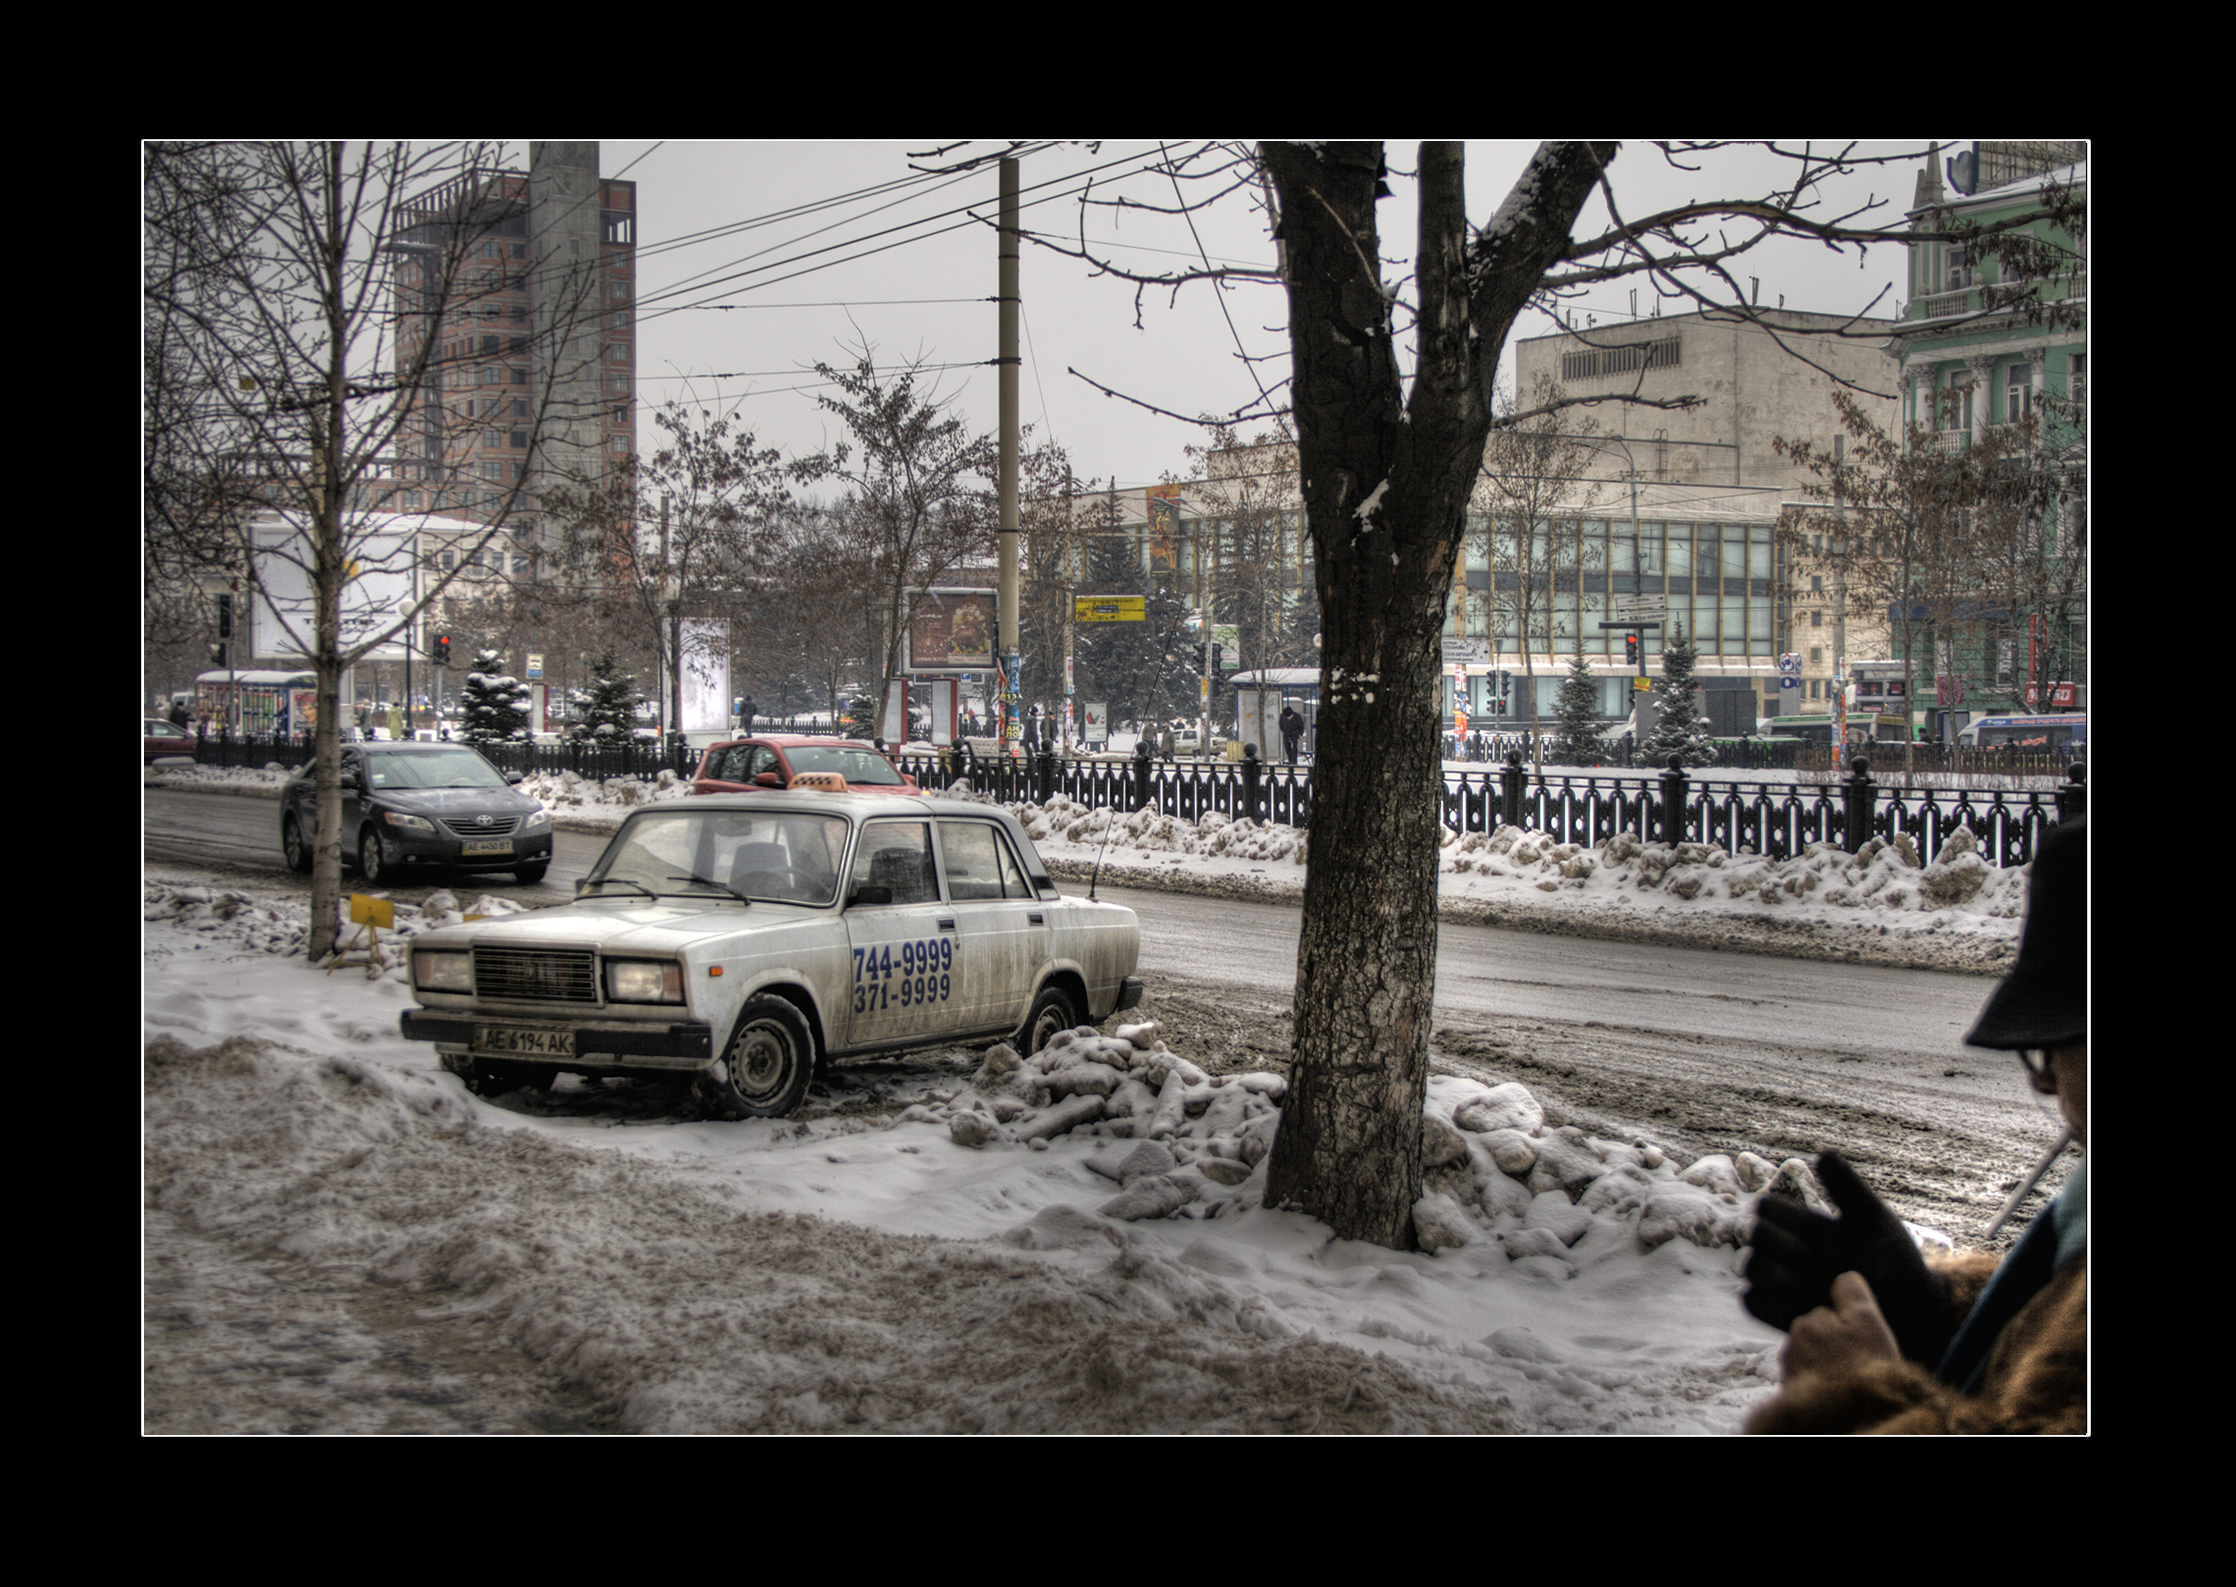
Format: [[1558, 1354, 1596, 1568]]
[[794, 348, 998, 693], [1185, 425, 1317, 681], [543, 401, 787, 735], [1775, 389, 2048, 731], [926, 139, 2082, 1248], [1476, 377, 1604, 764], [143, 141, 589, 959]]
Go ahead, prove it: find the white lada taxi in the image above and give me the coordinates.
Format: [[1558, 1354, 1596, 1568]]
[[400, 789, 1143, 1117]]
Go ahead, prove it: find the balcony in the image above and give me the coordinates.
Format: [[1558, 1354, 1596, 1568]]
[[1913, 287, 1973, 320]]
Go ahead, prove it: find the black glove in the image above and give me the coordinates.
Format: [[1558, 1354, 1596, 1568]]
[[1741, 1152, 1954, 1366]]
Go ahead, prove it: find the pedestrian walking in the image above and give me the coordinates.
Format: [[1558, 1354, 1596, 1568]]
[[1741, 816, 2087, 1433], [1278, 702, 1304, 764]]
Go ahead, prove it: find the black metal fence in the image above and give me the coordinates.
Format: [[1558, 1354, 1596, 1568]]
[[180, 729, 2082, 869], [897, 745, 2085, 869], [185, 728, 700, 782]]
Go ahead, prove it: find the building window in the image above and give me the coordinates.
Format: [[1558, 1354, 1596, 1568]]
[[1560, 335, 1681, 383], [611, 282, 629, 302], [510, 430, 528, 450], [612, 312, 628, 329], [2005, 363, 2034, 424], [1810, 647, 1823, 663], [610, 375, 629, 394], [2069, 352, 2086, 411], [481, 365, 501, 384], [1940, 368, 1973, 431], [1810, 610, 1823, 628], [1809, 575, 1823, 593], [511, 242, 527, 260], [1945, 241, 1973, 291], [512, 368, 528, 385]]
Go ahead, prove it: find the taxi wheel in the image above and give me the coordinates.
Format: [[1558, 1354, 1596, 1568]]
[[513, 863, 549, 885], [358, 826, 390, 885], [1022, 984, 1079, 1057], [282, 812, 312, 873], [701, 997, 814, 1119]]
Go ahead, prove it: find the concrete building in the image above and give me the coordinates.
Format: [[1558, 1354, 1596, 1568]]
[[389, 142, 637, 528], [1466, 309, 1900, 728]]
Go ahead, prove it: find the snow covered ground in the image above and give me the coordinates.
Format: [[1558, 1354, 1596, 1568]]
[[144, 761, 2050, 1433], [145, 881, 1804, 1433]]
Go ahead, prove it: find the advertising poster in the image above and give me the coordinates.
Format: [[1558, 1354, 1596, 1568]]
[[906, 588, 997, 673], [679, 620, 730, 733], [1147, 488, 1182, 570]]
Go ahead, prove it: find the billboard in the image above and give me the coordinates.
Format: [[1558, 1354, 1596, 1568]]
[[248, 510, 490, 664], [905, 588, 997, 673], [678, 620, 730, 733]]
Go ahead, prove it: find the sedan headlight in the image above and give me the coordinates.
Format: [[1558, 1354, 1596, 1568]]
[[606, 959, 683, 1003], [523, 807, 552, 831], [383, 810, 435, 833], [413, 950, 473, 992]]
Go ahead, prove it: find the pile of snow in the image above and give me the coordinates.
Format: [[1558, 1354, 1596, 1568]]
[[145, 881, 528, 980], [513, 766, 690, 813]]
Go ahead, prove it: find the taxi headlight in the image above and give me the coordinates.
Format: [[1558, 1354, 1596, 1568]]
[[413, 950, 472, 992], [606, 960, 683, 1003]]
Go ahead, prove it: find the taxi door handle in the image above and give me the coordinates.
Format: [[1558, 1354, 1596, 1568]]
[[937, 917, 956, 931], [1029, 912, 1044, 924]]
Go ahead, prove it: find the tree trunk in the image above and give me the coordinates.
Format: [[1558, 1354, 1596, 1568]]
[[1259, 141, 1613, 1249]]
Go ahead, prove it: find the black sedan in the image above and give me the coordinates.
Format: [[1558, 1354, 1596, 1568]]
[[280, 742, 553, 885]]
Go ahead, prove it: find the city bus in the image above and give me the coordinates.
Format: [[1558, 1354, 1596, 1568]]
[[1759, 712, 1912, 749], [1956, 714, 2087, 754]]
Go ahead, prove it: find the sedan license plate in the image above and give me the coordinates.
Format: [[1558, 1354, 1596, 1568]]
[[473, 1025, 574, 1058], [460, 838, 515, 856]]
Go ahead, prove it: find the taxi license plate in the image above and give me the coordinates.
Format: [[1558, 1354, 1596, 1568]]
[[461, 839, 515, 856], [473, 1025, 574, 1057]]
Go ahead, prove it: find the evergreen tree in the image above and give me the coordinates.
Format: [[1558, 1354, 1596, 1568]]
[[460, 649, 532, 744], [1552, 654, 1608, 766], [1643, 625, 1716, 767], [579, 649, 641, 740]]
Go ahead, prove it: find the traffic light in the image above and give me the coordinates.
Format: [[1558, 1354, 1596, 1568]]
[[208, 641, 228, 669], [1625, 633, 1641, 670], [434, 635, 451, 667], [214, 592, 233, 640]]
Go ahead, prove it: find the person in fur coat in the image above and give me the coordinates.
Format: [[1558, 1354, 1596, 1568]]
[[1741, 816, 2086, 1434]]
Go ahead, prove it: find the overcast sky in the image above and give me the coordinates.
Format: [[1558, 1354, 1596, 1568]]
[[517, 140, 1960, 493]]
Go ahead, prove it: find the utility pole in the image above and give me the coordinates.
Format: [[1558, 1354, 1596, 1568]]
[[1832, 434, 1849, 758], [997, 156, 1021, 757]]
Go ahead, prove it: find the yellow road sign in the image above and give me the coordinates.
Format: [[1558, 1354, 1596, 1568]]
[[1074, 595, 1146, 623]]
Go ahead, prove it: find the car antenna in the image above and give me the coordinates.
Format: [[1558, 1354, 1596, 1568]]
[[1088, 779, 1133, 902]]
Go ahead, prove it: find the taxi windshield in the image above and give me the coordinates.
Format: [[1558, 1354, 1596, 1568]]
[[590, 808, 851, 905], [784, 745, 904, 784]]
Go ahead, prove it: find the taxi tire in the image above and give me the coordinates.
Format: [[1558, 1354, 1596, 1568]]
[[700, 996, 814, 1120], [1022, 983, 1080, 1058], [513, 863, 549, 884], [282, 811, 312, 873]]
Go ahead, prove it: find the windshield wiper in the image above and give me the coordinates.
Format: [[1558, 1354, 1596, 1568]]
[[664, 872, 750, 903], [580, 876, 657, 897]]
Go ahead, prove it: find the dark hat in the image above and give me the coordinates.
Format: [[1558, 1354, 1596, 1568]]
[[1965, 816, 2087, 1049]]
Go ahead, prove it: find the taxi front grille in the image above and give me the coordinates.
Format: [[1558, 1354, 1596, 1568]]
[[474, 947, 597, 1004]]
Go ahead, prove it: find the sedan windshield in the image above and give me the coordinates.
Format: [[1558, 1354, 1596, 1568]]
[[367, 749, 509, 790], [590, 809, 851, 905]]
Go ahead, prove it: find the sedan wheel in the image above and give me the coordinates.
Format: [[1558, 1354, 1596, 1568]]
[[698, 997, 814, 1119], [1022, 984, 1079, 1057], [358, 826, 390, 885], [282, 812, 312, 873]]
